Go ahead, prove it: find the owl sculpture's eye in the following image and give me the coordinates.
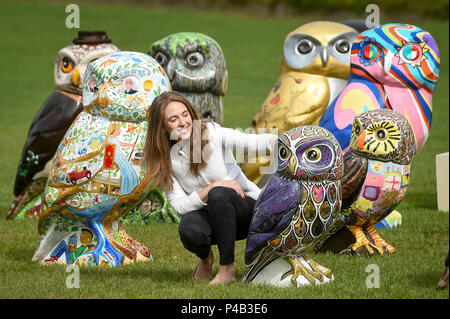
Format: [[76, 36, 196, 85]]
[[279, 145, 291, 161], [375, 128, 387, 140], [299, 143, 334, 170], [358, 38, 384, 66], [296, 39, 314, 54], [186, 52, 205, 68], [154, 52, 169, 67], [363, 43, 380, 60], [364, 121, 401, 154], [398, 42, 423, 65], [61, 57, 74, 73], [107, 85, 123, 103], [305, 147, 321, 162], [350, 120, 362, 147], [335, 39, 350, 54]]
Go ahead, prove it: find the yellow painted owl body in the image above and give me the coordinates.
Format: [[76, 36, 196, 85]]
[[242, 21, 360, 185]]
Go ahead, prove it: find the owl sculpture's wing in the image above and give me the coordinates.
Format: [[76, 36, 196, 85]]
[[245, 174, 302, 265], [13, 90, 82, 197], [341, 150, 368, 210], [314, 150, 367, 254]]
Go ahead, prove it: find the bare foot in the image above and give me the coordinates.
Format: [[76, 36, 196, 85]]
[[192, 251, 214, 280], [209, 264, 236, 285]]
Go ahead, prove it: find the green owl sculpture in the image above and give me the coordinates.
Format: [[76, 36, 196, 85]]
[[148, 32, 228, 124]]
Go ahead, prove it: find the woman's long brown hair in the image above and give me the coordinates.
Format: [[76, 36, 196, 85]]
[[144, 91, 210, 191]]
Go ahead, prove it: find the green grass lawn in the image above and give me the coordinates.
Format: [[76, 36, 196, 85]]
[[0, 1, 448, 299]]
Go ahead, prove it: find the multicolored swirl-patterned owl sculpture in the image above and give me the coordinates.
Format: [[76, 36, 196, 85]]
[[319, 23, 440, 153], [7, 31, 120, 220], [241, 21, 361, 187], [32, 52, 171, 267], [243, 126, 344, 287], [148, 32, 228, 124], [318, 109, 415, 257]]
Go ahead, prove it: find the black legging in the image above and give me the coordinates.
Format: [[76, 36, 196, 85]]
[[178, 186, 256, 265]]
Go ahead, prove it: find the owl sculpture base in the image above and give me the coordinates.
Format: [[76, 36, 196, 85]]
[[248, 255, 334, 287], [33, 216, 152, 267], [437, 246, 449, 289]]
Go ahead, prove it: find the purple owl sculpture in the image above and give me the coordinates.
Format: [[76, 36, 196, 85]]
[[243, 126, 344, 287]]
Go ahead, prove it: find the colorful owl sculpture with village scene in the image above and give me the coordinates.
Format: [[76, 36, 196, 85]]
[[32, 51, 171, 267]]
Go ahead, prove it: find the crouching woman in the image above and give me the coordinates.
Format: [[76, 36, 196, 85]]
[[144, 91, 277, 284]]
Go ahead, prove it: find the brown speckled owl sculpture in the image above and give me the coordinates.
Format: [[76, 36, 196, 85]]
[[7, 31, 120, 220]]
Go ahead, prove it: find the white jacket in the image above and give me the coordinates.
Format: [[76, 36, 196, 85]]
[[165, 122, 277, 215]]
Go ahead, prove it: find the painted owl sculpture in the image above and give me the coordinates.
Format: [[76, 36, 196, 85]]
[[317, 109, 415, 257], [7, 31, 120, 220], [241, 21, 360, 186], [148, 32, 228, 124], [243, 126, 344, 287], [319, 23, 440, 153], [32, 52, 171, 267]]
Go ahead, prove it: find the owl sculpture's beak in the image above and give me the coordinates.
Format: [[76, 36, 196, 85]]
[[72, 66, 80, 87], [166, 60, 176, 81], [289, 155, 297, 176], [320, 47, 329, 67], [357, 131, 366, 150], [383, 51, 394, 75]]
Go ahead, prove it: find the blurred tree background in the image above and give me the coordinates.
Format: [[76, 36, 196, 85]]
[[103, 0, 449, 20]]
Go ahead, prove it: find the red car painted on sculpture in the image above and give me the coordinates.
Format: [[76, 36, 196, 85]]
[[66, 167, 91, 185]]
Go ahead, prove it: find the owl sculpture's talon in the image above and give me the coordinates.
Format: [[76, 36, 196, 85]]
[[281, 255, 333, 287], [106, 221, 152, 261], [367, 225, 396, 254], [347, 225, 379, 256], [346, 225, 395, 256]]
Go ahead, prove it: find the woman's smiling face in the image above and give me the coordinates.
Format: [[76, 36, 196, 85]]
[[163, 101, 193, 141]]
